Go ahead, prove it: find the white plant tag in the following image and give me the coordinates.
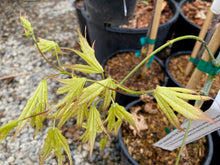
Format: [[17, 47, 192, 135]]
[[153, 90, 220, 151], [211, 0, 220, 15]]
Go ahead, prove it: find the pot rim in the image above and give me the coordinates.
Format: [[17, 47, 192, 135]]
[[178, 0, 211, 31], [101, 49, 169, 98], [118, 99, 214, 165], [165, 50, 192, 88], [81, 0, 179, 34]]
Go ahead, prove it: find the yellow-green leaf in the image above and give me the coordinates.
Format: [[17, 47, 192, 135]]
[[100, 135, 108, 151], [102, 77, 116, 111], [76, 103, 88, 128], [13, 80, 48, 139], [154, 86, 215, 127], [20, 15, 33, 37], [57, 103, 77, 128], [39, 127, 72, 165], [54, 128, 72, 165], [70, 30, 103, 74], [153, 93, 184, 131], [77, 79, 108, 106], [36, 38, 61, 55], [55, 77, 86, 109], [158, 86, 211, 101], [105, 103, 136, 135], [64, 64, 102, 73], [80, 104, 106, 156], [0, 120, 19, 143]]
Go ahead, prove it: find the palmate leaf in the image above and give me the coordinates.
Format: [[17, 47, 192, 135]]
[[39, 127, 72, 165], [54, 77, 86, 110], [50, 77, 86, 127], [77, 30, 103, 72], [20, 15, 33, 37], [80, 104, 106, 156], [159, 86, 212, 101], [102, 77, 116, 111], [0, 120, 19, 143], [66, 30, 103, 74], [13, 80, 48, 140], [153, 86, 215, 131], [76, 103, 88, 128], [56, 103, 76, 128], [99, 135, 108, 151], [105, 103, 137, 135], [77, 78, 112, 106], [153, 93, 184, 131], [63, 64, 102, 73]]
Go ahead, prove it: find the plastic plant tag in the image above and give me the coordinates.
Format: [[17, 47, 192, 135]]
[[153, 90, 220, 151], [211, 0, 220, 15]]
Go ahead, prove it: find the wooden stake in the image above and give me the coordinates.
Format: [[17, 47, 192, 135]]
[[184, 9, 214, 77], [146, 0, 163, 55], [140, 0, 164, 77], [186, 24, 220, 90]]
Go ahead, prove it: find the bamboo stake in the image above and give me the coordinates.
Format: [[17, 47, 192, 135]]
[[184, 9, 214, 77], [186, 24, 220, 89], [146, 0, 163, 55], [140, 0, 164, 77], [197, 14, 220, 59]]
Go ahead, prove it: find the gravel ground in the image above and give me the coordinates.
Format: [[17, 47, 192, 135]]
[[0, 0, 120, 165]]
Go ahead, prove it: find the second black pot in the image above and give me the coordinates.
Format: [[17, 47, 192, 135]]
[[84, 0, 138, 26], [73, 0, 90, 43], [102, 49, 168, 107], [82, 0, 179, 64], [171, 0, 211, 53], [118, 99, 214, 165]]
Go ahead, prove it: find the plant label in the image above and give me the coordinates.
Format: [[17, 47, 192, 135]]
[[211, 0, 220, 14], [153, 90, 220, 151]]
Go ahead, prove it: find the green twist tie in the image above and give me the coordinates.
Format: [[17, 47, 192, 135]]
[[140, 37, 156, 46], [146, 55, 155, 67], [165, 127, 171, 134], [196, 59, 220, 76], [135, 50, 141, 57], [190, 57, 199, 65]]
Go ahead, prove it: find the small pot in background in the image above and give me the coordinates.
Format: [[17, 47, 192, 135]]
[[82, 0, 179, 64], [73, 0, 90, 43], [83, 0, 138, 26], [171, 0, 211, 53]]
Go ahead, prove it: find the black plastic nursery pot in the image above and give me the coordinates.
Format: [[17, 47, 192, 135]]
[[73, 0, 90, 43], [171, 0, 211, 53], [84, 0, 138, 26], [82, 0, 179, 64], [102, 49, 168, 107], [173, 0, 184, 3], [165, 51, 220, 96], [118, 99, 214, 165]]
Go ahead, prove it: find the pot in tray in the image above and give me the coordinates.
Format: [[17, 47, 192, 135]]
[[165, 51, 220, 96], [171, 0, 212, 53], [82, 0, 179, 64], [83, 0, 138, 26], [102, 49, 168, 107], [118, 99, 214, 165], [73, 0, 90, 43]]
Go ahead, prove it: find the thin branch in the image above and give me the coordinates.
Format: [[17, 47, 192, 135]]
[[0, 72, 29, 81]]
